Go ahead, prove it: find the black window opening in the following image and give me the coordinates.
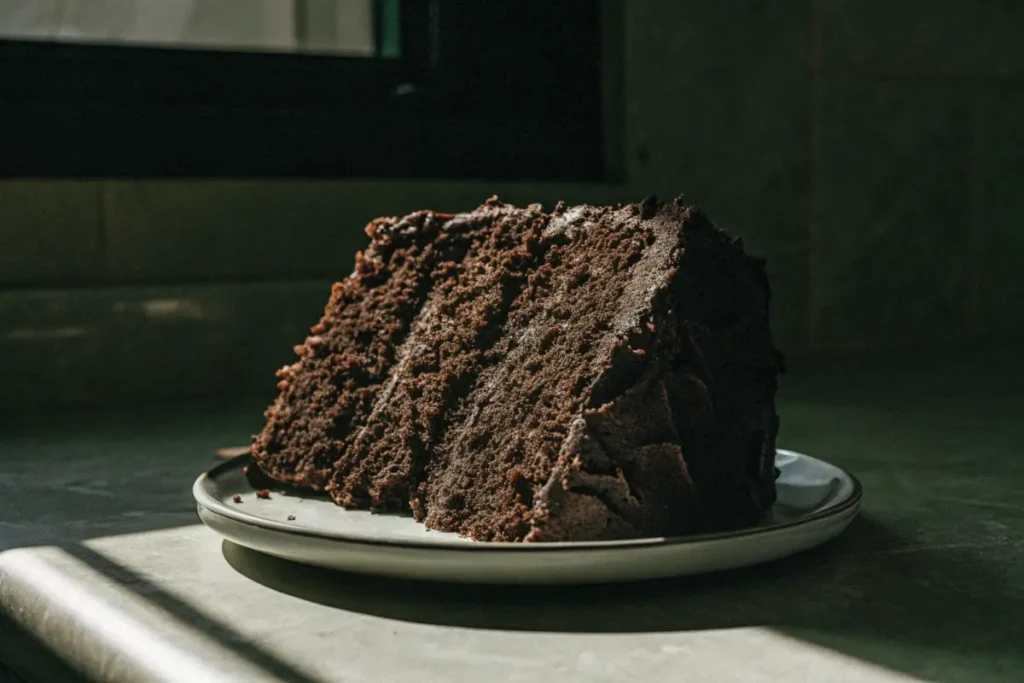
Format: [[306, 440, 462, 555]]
[[0, 1, 606, 181]]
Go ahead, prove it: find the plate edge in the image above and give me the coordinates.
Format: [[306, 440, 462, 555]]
[[193, 452, 863, 553]]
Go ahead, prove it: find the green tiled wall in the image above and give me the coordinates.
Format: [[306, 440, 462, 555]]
[[820, 0, 1024, 79], [1, 0, 1021, 407], [0, 282, 329, 408], [0, 182, 103, 285], [624, 1, 811, 255], [100, 180, 628, 282], [970, 91, 1024, 336], [811, 82, 970, 348], [764, 248, 811, 353], [810, 0, 1024, 346]]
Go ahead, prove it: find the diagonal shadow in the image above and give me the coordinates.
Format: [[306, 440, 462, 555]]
[[0, 661, 26, 683], [3, 348, 1021, 682], [0, 398, 267, 553], [0, 612, 90, 683], [54, 544, 324, 683], [223, 515, 1024, 683]]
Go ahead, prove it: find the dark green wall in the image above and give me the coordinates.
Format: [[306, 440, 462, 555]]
[[2, 1, 1021, 407]]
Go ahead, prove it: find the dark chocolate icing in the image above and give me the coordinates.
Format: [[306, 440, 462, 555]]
[[253, 198, 782, 542]]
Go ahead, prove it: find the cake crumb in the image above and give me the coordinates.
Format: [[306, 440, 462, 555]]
[[287, 515, 296, 521], [256, 489, 272, 500], [232, 494, 242, 503]]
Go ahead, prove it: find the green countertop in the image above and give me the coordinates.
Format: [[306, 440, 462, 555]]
[[1, 348, 1021, 682]]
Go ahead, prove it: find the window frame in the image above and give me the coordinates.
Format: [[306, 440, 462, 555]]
[[0, 1, 606, 181]]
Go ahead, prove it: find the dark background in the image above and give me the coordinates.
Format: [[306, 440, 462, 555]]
[[1, 0, 1022, 409]]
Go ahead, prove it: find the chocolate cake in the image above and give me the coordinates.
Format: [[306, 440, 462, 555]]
[[251, 197, 782, 542]]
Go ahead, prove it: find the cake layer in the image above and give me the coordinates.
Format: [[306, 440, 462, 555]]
[[531, 204, 781, 540], [422, 201, 685, 540], [251, 210, 491, 490], [327, 202, 551, 514], [422, 200, 779, 541]]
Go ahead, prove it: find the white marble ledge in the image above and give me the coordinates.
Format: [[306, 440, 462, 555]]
[[0, 524, 927, 683]]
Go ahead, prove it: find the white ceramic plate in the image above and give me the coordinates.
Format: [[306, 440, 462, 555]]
[[194, 449, 861, 584]]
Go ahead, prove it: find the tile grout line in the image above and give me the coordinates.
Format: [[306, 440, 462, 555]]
[[964, 93, 984, 336], [807, 0, 824, 349], [96, 182, 109, 278]]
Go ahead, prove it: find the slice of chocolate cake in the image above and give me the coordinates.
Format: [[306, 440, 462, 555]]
[[251, 197, 783, 542]]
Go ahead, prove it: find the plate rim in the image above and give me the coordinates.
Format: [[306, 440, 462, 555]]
[[193, 450, 861, 553]]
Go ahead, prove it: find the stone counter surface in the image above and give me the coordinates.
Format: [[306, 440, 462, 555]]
[[1, 349, 1022, 682]]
